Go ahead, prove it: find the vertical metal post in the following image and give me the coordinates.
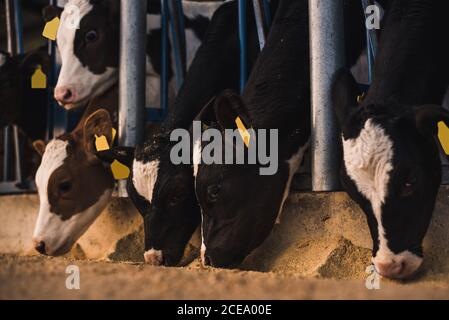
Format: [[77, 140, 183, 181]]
[[5, 0, 17, 55], [3, 126, 11, 182], [13, 0, 24, 54], [119, 0, 147, 196], [168, 0, 186, 90], [309, 0, 345, 192], [238, 0, 248, 93], [361, 0, 378, 84], [12, 125, 23, 185], [252, 0, 267, 50], [160, 0, 169, 114]]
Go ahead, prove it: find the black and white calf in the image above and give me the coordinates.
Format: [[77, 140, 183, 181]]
[[332, 0, 449, 279], [194, 0, 311, 268], [44, 0, 225, 110], [96, 0, 269, 266]]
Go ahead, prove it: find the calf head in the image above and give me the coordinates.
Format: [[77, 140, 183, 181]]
[[195, 91, 306, 269], [0, 50, 50, 132], [333, 69, 448, 279], [33, 109, 114, 256], [44, 0, 119, 109], [97, 135, 201, 266]]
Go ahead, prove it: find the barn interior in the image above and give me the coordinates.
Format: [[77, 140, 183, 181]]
[[1, 0, 449, 300]]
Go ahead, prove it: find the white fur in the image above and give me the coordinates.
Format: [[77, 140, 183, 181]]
[[34, 139, 112, 255], [276, 142, 310, 224], [342, 119, 394, 261], [193, 138, 202, 177], [132, 159, 160, 203], [144, 248, 163, 265]]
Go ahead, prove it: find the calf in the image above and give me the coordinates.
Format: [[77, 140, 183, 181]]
[[44, 0, 225, 110], [194, 0, 311, 268], [332, 0, 449, 279], [96, 0, 270, 266], [32, 86, 117, 256]]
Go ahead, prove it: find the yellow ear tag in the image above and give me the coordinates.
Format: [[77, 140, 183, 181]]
[[42, 17, 60, 41], [111, 128, 117, 144], [438, 121, 449, 155], [357, 92, 367, 104], [111, 160, 130, 180], [31, 65, 47, 89], [235, 116, 251, 148], [95, 135, 110, 152]]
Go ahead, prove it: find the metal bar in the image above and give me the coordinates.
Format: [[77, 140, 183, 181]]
[[119, 0, 147, 147], [252, 0, 266, 50], [3, 126, 11, 182], [13, 0, 24, 54], [361, 0, 378, 84], [168, 0, 186, 90], [118, 0, 147, 197], [160, 0, 170, 115], [238, 0, 248, 93], [262, 0, 272, 29], [12, 125, 23, 184], [5, 0, 17, 55], [309, 0, 345, 192]]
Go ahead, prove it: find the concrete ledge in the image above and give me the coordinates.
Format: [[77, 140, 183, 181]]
[[1, 187, 449, 282]]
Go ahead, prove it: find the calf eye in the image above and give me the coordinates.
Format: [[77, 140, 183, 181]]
[[85, 30, 98, 43], [400, 174, 417, 197], [58, 181, 73, 195], [168, 194, 184, 208], [207, 184, 221, 203]]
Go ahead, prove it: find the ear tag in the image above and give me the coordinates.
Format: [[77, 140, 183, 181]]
[[111, 160, 130, 180], [111, 128, 117, 144], [95, 134, 110, 152], [357, 92, 367, 104], [31, 65, 47, 89], [235, 116, 251, 148], [438, 122, 449, 155], [42, 17, 60, 41]]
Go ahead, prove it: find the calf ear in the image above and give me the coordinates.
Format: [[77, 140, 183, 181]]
[[214, 90, 251, 130], [33, 140, 47, 157], [96, 147, 135, 167], [42, 5, 63, 23], [83, 109, 113, 163], [332, 68, 361, 128], [414, 105, 449, 136]]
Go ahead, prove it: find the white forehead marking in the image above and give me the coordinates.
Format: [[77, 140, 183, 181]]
[[342, 119, 395, 260], [132, 159, 160, 203], [36, 140, 69, 195]]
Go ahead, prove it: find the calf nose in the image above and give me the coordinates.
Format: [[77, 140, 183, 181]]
[[34, 240, 47, 255], [54, 86, 76, 104], [376, 261, 404, 279]]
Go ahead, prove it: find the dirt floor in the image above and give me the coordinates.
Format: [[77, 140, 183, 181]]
[[1, 255, 449, 300]]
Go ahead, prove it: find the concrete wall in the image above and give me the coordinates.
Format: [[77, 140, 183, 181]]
[[1, 188, 449, 282]]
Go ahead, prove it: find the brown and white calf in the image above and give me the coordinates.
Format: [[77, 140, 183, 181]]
[[32, 87, 117, 256]]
